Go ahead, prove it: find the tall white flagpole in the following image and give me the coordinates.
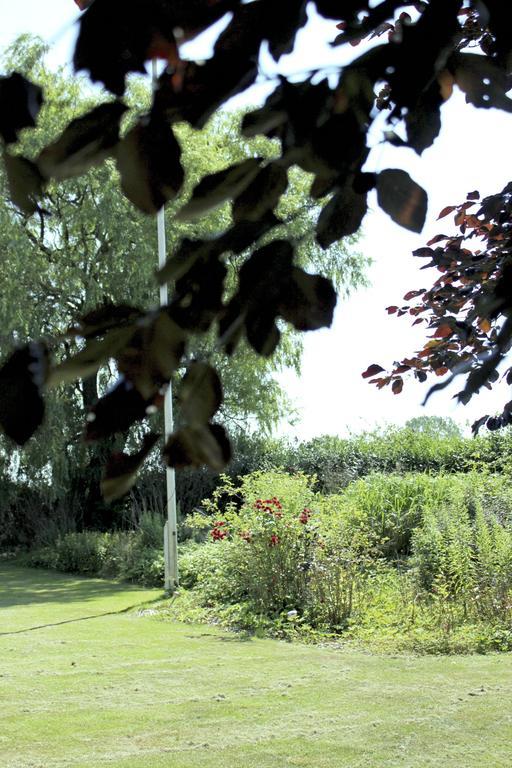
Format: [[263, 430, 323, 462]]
[[152, 60, 179, 592]]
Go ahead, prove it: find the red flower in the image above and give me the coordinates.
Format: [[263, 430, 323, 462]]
[[299, 508, 311, 525], [211, 525, 228, 541], [269, 534, 280, 547]]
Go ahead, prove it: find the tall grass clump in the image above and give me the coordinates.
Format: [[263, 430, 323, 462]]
[[412, 501, 512, 627]]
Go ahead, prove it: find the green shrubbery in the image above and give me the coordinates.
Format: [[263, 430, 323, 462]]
[[17, 453, 512, 654], [6, 424, 512, 550], [166, 470, 512, 653], [26, 513, 164, 587]]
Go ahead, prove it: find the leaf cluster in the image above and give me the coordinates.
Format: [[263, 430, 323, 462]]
[[1, 0, 511, 497], [364, 183, 512, 433]]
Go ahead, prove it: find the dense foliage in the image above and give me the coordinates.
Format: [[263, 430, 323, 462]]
[[27, 466, 512, 653], [172, 469, 512, 653], [1, 1, 511, 496], [6, 420, 512, 550], [366, 184, 512, 430], [0, 38, 366, 529], [25, 511, 165, 586]]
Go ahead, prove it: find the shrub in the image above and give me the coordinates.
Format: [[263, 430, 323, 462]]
[[52, 531, 106, 574], [186, 471, 372, 627], [336, 473, 462, 559], [307, 497, 378, 629], [173, 469, 512, 652], [26, 529, 165, 587], [411, 501, 512, 625]]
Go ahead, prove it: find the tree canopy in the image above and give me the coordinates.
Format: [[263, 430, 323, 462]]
[[0, 0, 511, 498]]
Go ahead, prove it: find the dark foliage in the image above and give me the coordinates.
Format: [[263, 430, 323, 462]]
[[1, 1, 511, 496], [366, 183, 512, 433]]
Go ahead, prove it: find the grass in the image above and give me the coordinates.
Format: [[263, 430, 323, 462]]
[[1, 562, 511, 768]]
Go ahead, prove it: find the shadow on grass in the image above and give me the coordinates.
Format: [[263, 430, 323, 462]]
[[0, 562, 162, 610], [0, 597, 163, 637], [185, 632, 254, 643]]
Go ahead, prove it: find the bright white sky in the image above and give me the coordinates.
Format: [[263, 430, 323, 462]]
[[2, 0, 512, 438]]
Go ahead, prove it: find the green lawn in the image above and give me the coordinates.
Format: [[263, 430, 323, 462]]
[[1, 563, 511, 768]]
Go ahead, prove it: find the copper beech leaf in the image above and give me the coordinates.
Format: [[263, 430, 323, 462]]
[[101, 432, 160, 503], [316, 181, 368, 248], [0, 343, 49, 445], [78, 303, 144, 338], [404, 80, 443, 155], [434, 324, 454, 339], [169, 254, 227, 333], [438, 205, 457, 219], [117, 311, 186, 400], [280, 269, 337, 332], [362, 363, 385, 379], [38, 102, 127, 180], [0, 73, 43, 144], [232, 163, 288, 223], [48, 326, 136, 387], [156, 239, 213, 286], [115, 113, 184, 214], [266, 0, 308, 61], [220, 240, 335, 356], [74, 0, 176, 95], [451, 53, 512, 113], [176, 158, 262, 221], [392, 377, 404, 394], [179, 363, 222, 426], [157, 211, 279, 287], [164, 423, 231, 472], [75, 0, 237, 94], [377, 169, 427, 233], [4, 153, 45, 215], [86, 379, 161, 441]]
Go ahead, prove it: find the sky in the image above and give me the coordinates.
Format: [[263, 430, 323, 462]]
[[2, 1, 512, 439]]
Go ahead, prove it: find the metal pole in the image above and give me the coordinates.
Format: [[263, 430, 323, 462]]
[[153, 60, 179, 592]]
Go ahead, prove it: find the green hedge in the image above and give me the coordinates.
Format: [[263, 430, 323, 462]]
[[5, 426, 512, 549]]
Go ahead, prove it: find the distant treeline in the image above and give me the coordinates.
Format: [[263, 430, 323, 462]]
[[3, 420, 511, 549]]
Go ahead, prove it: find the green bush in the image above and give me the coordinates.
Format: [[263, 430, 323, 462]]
[[186, 471, 373, 627], [53, 532, 106, 574], [337, 473, 449, 558], [335, 471, 512, 560], [412, 501, 512, 626], [23, 465, 512, 654], [170, 469, 512, 653], [26, 528, 165, 587]]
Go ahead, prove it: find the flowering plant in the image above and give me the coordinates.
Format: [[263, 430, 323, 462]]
[[187, 471, 321, 614], [185, 470, 373, 627]]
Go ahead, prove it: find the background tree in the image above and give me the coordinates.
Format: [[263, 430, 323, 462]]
[[0, 35, 366, 526], [404, 416, 462, 440]]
